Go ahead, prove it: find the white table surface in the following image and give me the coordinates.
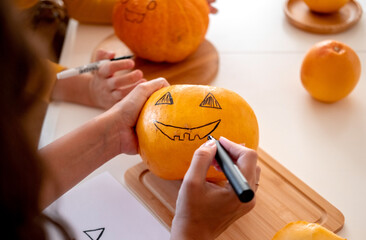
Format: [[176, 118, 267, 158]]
[[40, 0, 366, 239]]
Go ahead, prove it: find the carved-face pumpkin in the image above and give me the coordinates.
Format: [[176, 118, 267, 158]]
[[113, 0, 210, 63], [136, 85, 259, 181]]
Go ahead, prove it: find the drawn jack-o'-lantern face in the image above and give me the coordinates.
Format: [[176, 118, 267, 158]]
[[154, 91, 222, 141], [136, 85, 259, 181], [120, 0, 157, 23]]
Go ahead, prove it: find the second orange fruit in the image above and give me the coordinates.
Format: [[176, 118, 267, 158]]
[[303, 0, 349, 13], [300, 40, 361, 103]]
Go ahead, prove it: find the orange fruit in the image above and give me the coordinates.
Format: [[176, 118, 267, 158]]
[[272, 221, 346, 240], [300, 40, 361, 103], [303, 0, 349, 13]]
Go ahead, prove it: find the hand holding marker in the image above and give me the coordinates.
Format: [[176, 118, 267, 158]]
[[56, 55, 134, 80], [208, 135, 254, 203]]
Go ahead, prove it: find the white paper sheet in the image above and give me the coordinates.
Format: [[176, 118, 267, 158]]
[[44, 172, 170, 240]]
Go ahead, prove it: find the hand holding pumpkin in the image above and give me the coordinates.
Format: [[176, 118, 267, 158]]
[[170, 137, 260, 240], [108, 77, 169, 155]]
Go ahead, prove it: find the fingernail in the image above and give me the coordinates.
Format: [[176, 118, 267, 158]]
[[219, 136, 231, 145]]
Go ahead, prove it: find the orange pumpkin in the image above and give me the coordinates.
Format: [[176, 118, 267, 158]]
[[113, 0, 210, 62], [14, 0, 38, 10], [63, 0, 118, 24], [136, 85, 259, 181]]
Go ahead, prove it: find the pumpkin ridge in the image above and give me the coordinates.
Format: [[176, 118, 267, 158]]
[[188, 0, 209, 33], [177, 0, 193, 53], [161, 0, 170, 59], [184, 0, 205, 44]]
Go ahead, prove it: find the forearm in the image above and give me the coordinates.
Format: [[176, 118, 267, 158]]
[[51, 74, 94, 107], [39, 111, 120, 208], [41, 78, 169, 208]]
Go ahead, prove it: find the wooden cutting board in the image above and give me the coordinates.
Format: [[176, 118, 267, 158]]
[[125, 148, 344, 240], [92, 35, 219, 85]]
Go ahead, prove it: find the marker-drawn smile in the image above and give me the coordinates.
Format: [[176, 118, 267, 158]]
[[125, 8, 145, 23], [154, 120, 221, 141]]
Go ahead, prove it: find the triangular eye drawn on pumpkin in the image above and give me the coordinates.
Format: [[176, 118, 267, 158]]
[[199, 92, 222, 109], [155, 92, 174, 105], [146, 0, 157, 10]]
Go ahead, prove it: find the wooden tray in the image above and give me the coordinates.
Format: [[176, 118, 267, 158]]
[[284, 0, 363, 34], [92, 34, 219, 85], [125, 148, 344, 240]]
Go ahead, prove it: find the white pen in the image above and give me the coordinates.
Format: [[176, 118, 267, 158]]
[[56, 55, 134, 80]]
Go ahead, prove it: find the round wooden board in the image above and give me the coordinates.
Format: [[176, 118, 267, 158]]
[[92, 34, 219, 85], [284, 0, 363, 34]]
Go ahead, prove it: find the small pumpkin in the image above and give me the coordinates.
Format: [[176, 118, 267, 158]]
[[272, 221, 346, 240], [113, 0, 210, 63], [14, 0, 38, 10], [136, 85, 259, 181], [63, 0, 118, 24]]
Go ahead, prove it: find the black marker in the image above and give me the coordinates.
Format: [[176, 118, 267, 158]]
[[56, 55, 134, 79], [208, 135, 254, 203]]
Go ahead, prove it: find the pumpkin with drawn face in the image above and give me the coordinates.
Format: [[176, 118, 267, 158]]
[[136, 85, 259, 181], [112, 0, 210, 62]]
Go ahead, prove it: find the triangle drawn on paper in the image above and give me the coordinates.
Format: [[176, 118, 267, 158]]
[[155, 92, 174, 105], [83, 227, 105, 240], [199, 93, 222, 109]]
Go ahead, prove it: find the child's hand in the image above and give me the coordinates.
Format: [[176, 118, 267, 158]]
[[170, 137, 260, 240], [108, 77, 170, 155], [52, 50, 146, 109], [89, 50, 146, 109]]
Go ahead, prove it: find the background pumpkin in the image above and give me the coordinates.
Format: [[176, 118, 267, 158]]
[[14, 0, 38, 10], [136, 85, 259, 181], [113, 0, 210, 62], [63, 0, 118, 24]]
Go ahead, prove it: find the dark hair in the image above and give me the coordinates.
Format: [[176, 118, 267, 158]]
[[0, 0, 69, 238]]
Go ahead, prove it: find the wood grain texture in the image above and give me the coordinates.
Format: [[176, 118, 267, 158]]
[[92, 34, 219, 85], [284, 0, 362, 34], [125, 148, 344, 240]]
